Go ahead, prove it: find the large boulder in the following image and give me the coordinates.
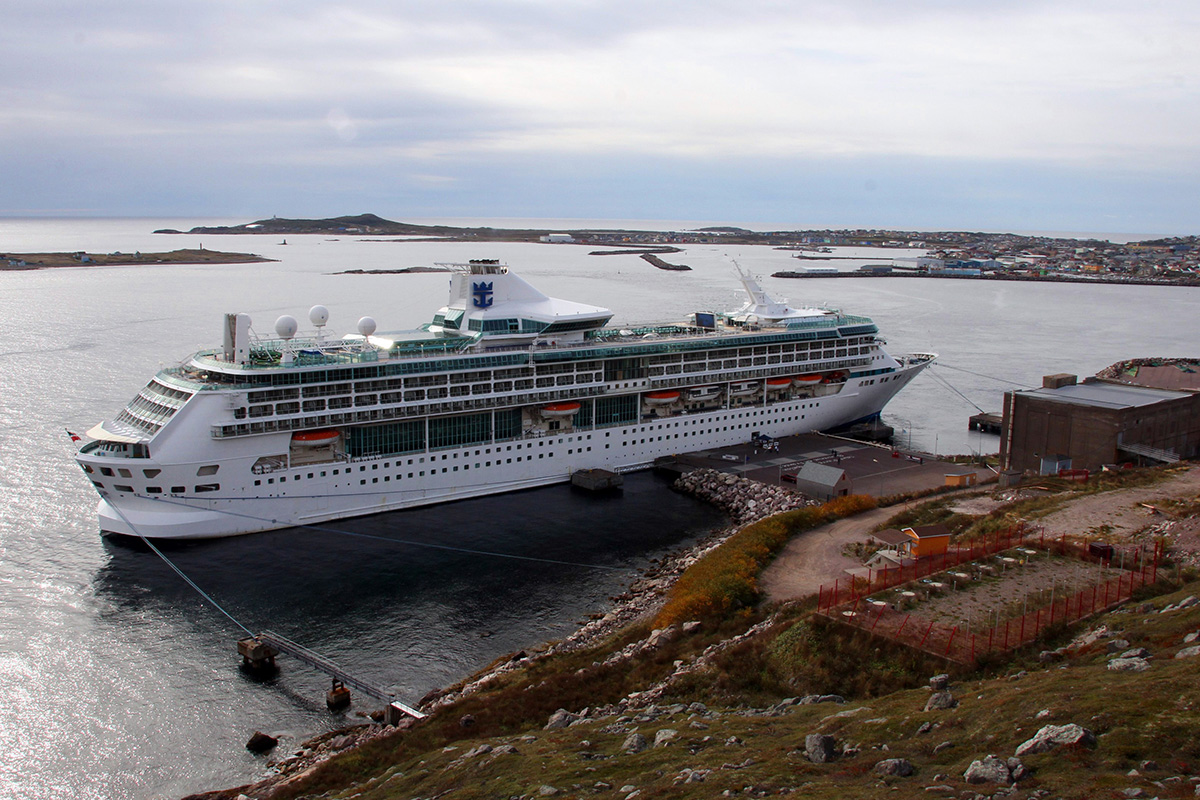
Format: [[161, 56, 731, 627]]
[[874, 758, 914, 777], [924, 691, 958, 711], [245, 731, 278, 754], [1015, 724, 1097, 757], [805, 733, 839, 763], [1107, 657, 1151, 672], [545, 709, 578, 730], [964, 755, 1012, 784], [622, 733, 648, 754]]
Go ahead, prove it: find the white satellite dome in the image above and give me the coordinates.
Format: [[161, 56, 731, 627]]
[[274, 315, 298, 339], [357, 316, 377, 337], [309, 305, 329, 327]]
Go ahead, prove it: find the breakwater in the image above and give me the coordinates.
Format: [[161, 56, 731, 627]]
[[671, 468, 813, 524]]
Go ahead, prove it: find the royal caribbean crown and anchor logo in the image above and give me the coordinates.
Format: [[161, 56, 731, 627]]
[[472, 281, 494, 308]]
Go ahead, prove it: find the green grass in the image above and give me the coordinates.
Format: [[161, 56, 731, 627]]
[[300, 581, 1200, 800]]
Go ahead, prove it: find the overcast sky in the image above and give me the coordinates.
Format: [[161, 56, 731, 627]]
[[3, 0, 1198, 233]]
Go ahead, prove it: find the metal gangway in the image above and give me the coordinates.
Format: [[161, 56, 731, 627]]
[[246, 629, 425, 720], [1117, 441, 1181, 464]]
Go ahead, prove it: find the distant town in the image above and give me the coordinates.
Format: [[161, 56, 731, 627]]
[[157, 214, 1200, 286]]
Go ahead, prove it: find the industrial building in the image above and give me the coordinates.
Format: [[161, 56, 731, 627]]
[[1000, 371, 1200, 474]]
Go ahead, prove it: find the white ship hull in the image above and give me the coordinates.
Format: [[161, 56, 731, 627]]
[[89, 359, 929, 539]]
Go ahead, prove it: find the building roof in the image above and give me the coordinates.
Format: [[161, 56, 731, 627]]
[[904, 523, 952, 540], [1022, 380, 1189, 410], [871, 528, 911, 546], [797, 461, 846, 487], [1100, 360, 1200, 392]]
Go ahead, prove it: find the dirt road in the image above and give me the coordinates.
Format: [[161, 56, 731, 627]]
[[759, 505, 897, 603]]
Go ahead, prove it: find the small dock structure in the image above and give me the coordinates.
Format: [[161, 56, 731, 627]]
[[968, 412, 1003, 434], [571, 468, 624, 491], [239, 630, 425, 722]]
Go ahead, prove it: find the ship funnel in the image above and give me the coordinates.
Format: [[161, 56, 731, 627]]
[[223, 312, 252, 365]]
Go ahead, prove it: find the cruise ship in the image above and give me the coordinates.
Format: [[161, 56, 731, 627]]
[[75, 261, 935, 539]]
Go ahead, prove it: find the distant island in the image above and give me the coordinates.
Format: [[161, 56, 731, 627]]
[[152, 214, 1200, 284], [1, 248, 272, 271]]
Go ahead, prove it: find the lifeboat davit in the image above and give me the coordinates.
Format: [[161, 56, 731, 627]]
[[644, 390, 681, 406], [766, 377, 792, 392], [729, 380, 758, 396], [793, 374, 823, 386], [542, 401, 582, 417], [291, 429, 340, 447]]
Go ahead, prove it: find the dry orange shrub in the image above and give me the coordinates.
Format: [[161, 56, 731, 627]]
[[655, 494, 877, 627]]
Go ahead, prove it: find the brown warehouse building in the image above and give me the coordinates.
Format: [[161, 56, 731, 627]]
[[1000, 368, 1200, 474]]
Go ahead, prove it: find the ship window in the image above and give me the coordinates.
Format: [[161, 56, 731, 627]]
[[146, 486, 162, 494], [408, 473, 413, 478], [197, 465, 219, 476], [91, 480, 104, 488], [172, 486, 185, 493], [268, 478, 275, 484], [321, 471, 326, 477], [114, 484, 134, 492], [361, 479, 366, 485], [100, 467, 114, 477], [194, 484, 220, 492], [143, 468, 161, 478], [308, 473, 314, 479], [254, 480, 261, 486], [372, 477, 378, 483]]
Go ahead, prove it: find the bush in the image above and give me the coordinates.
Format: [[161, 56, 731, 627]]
[[655, 495, 877, 627]]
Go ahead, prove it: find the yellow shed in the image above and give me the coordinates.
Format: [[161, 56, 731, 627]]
[[902, 524, 952, 558]]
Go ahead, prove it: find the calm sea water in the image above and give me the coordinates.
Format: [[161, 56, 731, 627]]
[[1, 218, 1197, 799]]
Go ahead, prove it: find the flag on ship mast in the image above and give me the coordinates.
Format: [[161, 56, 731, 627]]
[[66, 429, 82, 443]]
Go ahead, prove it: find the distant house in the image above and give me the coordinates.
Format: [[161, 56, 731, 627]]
[[792, 461, 852, 501], [540, 233, 575, 243], [864, 524, 952, 564]]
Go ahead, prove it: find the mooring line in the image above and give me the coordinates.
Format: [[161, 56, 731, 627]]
[[100, 491, 256, 637]]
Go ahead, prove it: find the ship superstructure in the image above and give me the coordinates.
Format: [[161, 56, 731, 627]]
[[76, 261, 934, 538]]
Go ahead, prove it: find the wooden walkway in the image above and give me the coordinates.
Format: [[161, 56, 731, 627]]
[[256, 630, 425, 719]]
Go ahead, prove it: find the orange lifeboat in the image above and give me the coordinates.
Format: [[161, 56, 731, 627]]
[[823, 371, 848, 383], [542, 401, 582, 417], [766, 377, 792, 392], [793, 374, 822, 385], [644, 390, 681, 406], [291, 429, 340, 447]]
